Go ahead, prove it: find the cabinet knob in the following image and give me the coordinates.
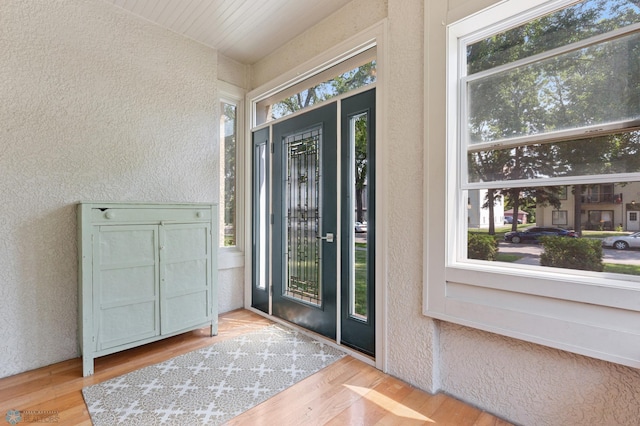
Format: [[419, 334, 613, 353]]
[[196, 211, 203, 218], [105, 212, 114, 219]]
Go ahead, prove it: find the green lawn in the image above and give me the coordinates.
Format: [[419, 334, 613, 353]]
[[496, 253, 521, 263], [603, 263, 640, 276], [582, 230, 631, 239], [468, 224, 529, 240], [354, 248, 368, 316]]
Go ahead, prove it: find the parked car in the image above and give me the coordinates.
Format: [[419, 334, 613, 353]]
[[602, 232, 640, 250], [504, 226, 577, 243], [504, 216, 522, 224], [355, 221, 367, 233]]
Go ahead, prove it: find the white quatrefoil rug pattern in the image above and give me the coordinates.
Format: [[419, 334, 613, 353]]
[[82, 325, 345, 425]]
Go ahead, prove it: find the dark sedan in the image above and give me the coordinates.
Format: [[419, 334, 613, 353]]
[[504, 226, 578, 243]]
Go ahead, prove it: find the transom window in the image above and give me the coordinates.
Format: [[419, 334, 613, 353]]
[[254, 48, 376, 125], [269, 61, 376, 122]]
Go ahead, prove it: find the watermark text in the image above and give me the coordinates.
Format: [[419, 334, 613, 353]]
[[5, 410, 59, 424]]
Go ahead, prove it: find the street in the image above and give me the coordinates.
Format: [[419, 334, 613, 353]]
[[498, 241, 640, 265]]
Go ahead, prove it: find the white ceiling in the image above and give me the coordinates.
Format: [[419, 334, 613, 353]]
[[103, 0, 353, 64]]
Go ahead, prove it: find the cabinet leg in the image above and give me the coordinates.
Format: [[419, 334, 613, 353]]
[[82, 354, 94, 377]]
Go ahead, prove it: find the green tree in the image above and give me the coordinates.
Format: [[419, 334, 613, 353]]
[[333, 62, 376, 223], [271, 62, 376, 223], [222, 103, 237, 245], [467, 0, 640, 234], [331, 61, 376, 94], [354, 115, 368, 223], [271, 61, 376, 119], [469, 151, 510, 235], [271, 86, 321, 119]]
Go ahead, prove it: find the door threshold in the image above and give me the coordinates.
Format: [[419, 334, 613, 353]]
[[246, 307, 376, 367]]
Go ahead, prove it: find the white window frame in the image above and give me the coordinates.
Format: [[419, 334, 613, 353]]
[[424, 0, 640, 369], [552, 210, 568, 226], [218, 81, 245, 270]]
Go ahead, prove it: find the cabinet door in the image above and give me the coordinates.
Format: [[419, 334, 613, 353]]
[[94, 225, 160, 350], [160, 223, 212, 334]]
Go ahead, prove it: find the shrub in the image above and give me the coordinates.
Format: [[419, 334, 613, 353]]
[[468, 233, 498, 261], [539, 236, 603, 272]]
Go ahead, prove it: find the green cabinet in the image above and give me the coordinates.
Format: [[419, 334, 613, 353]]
[[78, 202, 217, 377]]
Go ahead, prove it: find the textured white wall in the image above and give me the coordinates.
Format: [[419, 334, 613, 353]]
[[383, 0, 439, 393], [216, 54, 248, 315], [217, 268, 245, 314], [440, 322, 640, 425], [0, 0, 218, 378], [218, 54, 249, 89], [251, 0, 640, 424], [251, 0, 388, 88]]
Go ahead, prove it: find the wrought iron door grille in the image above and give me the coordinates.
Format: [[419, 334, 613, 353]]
[[284, 128, 322, 306]]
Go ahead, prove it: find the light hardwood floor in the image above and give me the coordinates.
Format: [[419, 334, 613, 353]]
[[0, 309, 512, 425]]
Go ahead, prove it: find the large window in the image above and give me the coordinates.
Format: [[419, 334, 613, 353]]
[[459, 0, 639, 270], [458, 0, 640, 283], [426, 0, 640, 369]]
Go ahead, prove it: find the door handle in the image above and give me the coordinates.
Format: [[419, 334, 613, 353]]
[[317, 233, 334, 243]]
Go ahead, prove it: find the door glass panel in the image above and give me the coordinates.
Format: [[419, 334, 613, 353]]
[[351, 113, 369, 321], [255, 141, 268, 290], [271, 101, 337, 338], [285, 127, 322, 306]]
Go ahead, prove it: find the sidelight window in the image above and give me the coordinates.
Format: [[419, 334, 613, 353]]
[[218, 82, 245, 270], [220, 101, 237, 248]]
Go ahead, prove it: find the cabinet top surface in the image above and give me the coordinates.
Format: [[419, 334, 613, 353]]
[[78, 201, 216, 208], [78, 202, 217, 224]]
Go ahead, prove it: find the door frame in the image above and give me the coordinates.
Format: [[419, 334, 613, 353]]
[[244, 22, 388, 370]]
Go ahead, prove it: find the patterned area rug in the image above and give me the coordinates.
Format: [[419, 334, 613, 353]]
[[82, 325, 345, 425]]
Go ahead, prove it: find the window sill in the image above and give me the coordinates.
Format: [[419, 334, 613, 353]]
[[425, 262, 640, 369], [218, 248, 244, 270]]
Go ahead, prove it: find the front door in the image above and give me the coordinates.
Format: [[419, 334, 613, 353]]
[[272, 103, 338, 338], [628, 210, 640, 231], [252, 89, 376, 355]]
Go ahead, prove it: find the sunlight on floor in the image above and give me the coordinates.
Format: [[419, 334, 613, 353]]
[[344, 384, 436, 423]]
